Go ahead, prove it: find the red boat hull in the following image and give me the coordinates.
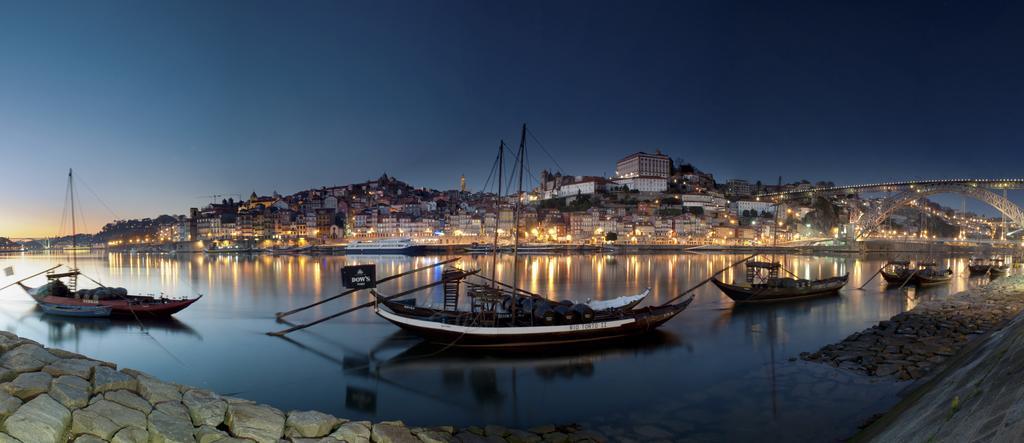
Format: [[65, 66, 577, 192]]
[[36, 295, 200, 317]]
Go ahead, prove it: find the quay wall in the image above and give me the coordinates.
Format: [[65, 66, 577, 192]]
[[0, 332, 600, 443]]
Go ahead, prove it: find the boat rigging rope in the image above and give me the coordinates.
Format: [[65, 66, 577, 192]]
[[79, 267, 188, 367], [525, 127, 566, 175]]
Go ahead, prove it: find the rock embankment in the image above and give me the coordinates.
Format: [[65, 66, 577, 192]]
[[801, 275, 1024, 381], [0, 331, 603, 443], [858, 281, 1024, 442]]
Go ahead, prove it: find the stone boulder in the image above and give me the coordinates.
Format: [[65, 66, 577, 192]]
[[138, 376, 182, 404], [0, 391, 22, 420], [194, 425, 229, 443], [112, 426, 150, 443], [155, 401, 191, 422], [330, 421, 371, 443], [2, 393, 71, 443], [92, 366, 138, 394], [372, 422, 420, 443], [148, 409, 196, 443], [182, 389, 226, 427], [50, 375, 91, 409], [105, 389, 152, 414], [71, 407, 122, 440], [3, 371, 53, 400], [0, 344, 58, 373], [224, 402, 285, 442], [82, 399, 148, 429], [286, 409, 340, 437], [0, 368, 15, 384], [42, 358, 100, 379]]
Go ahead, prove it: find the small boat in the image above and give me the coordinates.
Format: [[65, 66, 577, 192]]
[[911, 263, 953, 287], [711, 261, 848, 304], [375, 280, 691, 348], [205, 247, 257, 254], [9, 170, 203, 318], [345, 238, 426, 255], [989, 259, 1009, 276], [20, 277, 202, 317], [968, 258, 995, 276], [880, 260, 914, 285], [465, 243, 497, 254], [513, 243, 564, 254], [371, 125, 692, 348], [39, 303, 112, 318]]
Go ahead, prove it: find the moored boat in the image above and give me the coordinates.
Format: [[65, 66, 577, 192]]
[[370, 124, 693, 348], [711, 261, 848, 304], [989, 259, 1009, 276], [345, 238, 426, 255], [10, 169, 203, 318], [39, 302, 112, 318], [880, 260, 914, 285], [19, 278, 201, 317], [911, 263, 953, 287], [968, 258, 994, 276], [375, 297, 690, 348]]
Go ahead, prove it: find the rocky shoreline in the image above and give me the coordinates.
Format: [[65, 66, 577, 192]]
[[0, 331, 602, 443], [801, 275, 1024, 381]]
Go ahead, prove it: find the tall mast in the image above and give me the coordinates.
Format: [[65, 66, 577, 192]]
[[490, 141, 504, 286], [772, 176, 781, 249], [510, 124, 526, 322], [69, 169, 77, 271]]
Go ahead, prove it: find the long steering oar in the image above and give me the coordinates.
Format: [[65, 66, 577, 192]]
[[897, 269, 918, 290], [661, 254, 756, 306], [0, 265, 62, 292], [268, 268, 478, 336], [856, 265, 886, 291], [275, 257, 460, 320]]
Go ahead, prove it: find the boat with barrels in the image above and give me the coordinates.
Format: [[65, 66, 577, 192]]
[[18, 274, 201, 317], [880, 260, 914, 285], [711, 261, 848, 304], [989, 258, 1009, 276], [8, 170, 203, 317], [911, 262, 953, 287], [370, 125, 694, 348], [968, 258, 995, 276]]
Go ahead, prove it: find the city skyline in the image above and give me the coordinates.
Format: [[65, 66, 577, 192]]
[[3, 0, 1024, 236]]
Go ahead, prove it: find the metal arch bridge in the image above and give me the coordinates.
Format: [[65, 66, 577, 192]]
[[756, 178, 1024, 239]]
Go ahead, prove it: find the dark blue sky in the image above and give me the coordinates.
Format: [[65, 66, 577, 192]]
[[2, 0, 1022, 235]]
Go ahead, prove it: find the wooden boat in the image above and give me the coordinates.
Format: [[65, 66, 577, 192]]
[[10, 170, 202, 318], [371, 125, 693, 348], [989, 259, 1009, 276], [711, 261, 848, 304], [911, 263, 953, 287], [20, 278, 201, 317], [968, 258, 994, 276], [374, 289, 691, 349], [39, 302, 112, 318], [880, 260, 914, 285]]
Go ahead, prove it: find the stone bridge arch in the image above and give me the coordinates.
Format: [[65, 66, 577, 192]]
[[856, 183, 1024, 239]]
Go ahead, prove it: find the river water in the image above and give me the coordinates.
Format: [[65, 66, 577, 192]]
[[0, 252, 997, 441]]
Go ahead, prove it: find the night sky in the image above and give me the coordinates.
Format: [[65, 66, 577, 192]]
[[2, 0, 1023, 236]]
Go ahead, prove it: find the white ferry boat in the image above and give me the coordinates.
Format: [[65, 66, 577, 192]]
[[344, 238, 426, 255]]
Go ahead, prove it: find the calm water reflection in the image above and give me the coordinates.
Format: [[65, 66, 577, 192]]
[[0, 252, 996, 441]]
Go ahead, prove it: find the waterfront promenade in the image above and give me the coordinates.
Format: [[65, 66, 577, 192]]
[[0, 331, 593, 443]]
